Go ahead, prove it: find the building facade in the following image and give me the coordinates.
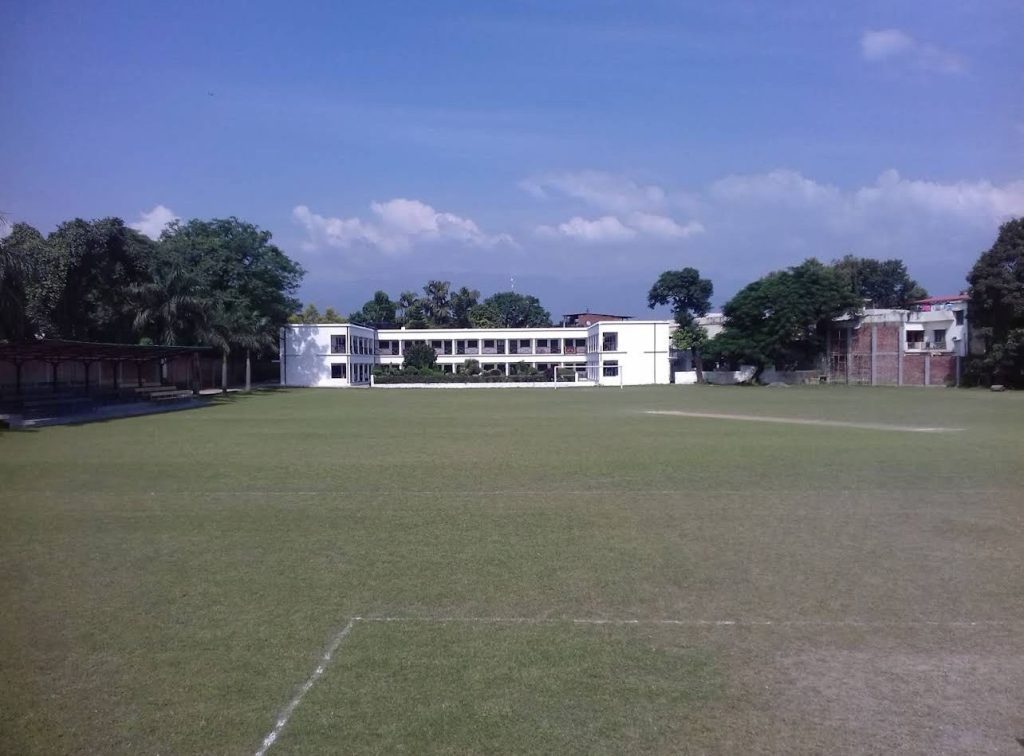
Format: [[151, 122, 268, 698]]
[[827, 295, 969, 386], [280, 320, 673, 387]]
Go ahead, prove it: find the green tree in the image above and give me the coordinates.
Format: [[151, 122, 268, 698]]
[[422, 280, 452, 327], [322, 307, 346, 323], [231, 312, 279, 391], [36, 218, 155, 341], [451, 286, 480, 327], [402, 300, 429, 329], [0, 223, 45, 341], [396, 290, 420, 326], [708, 259, 860, 381], [289, 303, 322, 324], [159, 217, 303, 389], [831, 255, 927, 308], [129, 266, 215, 346], [470, 291, 551, 328], [467, 301, 501, 328], [159, 217, 303, 331], [967, 218, 1024, 386], [647, 268, 713, 382], [349, 290, 397, 329], [402, 342, 437, 371]]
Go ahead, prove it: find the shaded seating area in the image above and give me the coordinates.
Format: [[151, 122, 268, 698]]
[[0, 340, 209, 422]]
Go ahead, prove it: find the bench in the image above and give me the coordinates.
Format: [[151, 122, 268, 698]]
[[147, 390, 195, 402]]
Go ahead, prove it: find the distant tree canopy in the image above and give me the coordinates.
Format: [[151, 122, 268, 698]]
[[289, 303, 346, 324], [0, 215, 304, 359], [348, 291, 398, 329], [708, 259, 860, 378], [966, 218, 1024, 386], [469, 291, 551, 328], [347, 283, 548, 329], [831, 255, 927, 308]]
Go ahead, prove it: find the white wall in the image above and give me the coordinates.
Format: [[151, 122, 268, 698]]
[[592, 320, 672, 386], [280, 320, 675, 387], [280, 324, 377, 387]]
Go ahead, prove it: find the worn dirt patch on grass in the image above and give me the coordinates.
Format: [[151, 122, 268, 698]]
[[646, 409, 963, 433]]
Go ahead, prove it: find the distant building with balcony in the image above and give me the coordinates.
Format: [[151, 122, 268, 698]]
[[280, 320, 673, 387], [827, 294, 969, 386]]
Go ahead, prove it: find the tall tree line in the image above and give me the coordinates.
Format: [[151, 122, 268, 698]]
[[348, 281, 552, 329], [0, 216, 304, 387], [648, 254, 929, 382]]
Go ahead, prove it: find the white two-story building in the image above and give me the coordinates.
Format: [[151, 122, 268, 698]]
[[279, 320, 674, 387]]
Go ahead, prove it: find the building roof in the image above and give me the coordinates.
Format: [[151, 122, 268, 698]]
[[912, 294, 969, 305], [563, 311, 633, 319], [0, 339, 211, 363]]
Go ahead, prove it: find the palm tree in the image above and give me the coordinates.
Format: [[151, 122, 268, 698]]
[[130, 266, 212, 346], [422, 280, 452, 326], [231, 313, 279, 392], [451, 286, 480, 328], [397, 290, 419, 327]]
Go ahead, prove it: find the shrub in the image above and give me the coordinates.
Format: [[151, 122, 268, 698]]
[[403, 342, 438, 371]]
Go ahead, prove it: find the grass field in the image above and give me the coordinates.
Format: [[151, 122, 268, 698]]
[[2, 386, 1023, 754]]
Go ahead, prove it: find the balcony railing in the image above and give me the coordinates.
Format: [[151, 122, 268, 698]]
[[906, 341, 948, 351]]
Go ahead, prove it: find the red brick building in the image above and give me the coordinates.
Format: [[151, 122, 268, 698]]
[[827, 296, 968, 386]]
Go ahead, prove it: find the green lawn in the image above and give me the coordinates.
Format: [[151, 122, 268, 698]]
[[2, 386, 1023, 754]]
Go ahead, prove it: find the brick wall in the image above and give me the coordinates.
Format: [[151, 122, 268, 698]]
[[829, 324, 959, 386]]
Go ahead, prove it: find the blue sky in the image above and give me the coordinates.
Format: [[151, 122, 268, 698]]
[[2, 0, 1022, 317]]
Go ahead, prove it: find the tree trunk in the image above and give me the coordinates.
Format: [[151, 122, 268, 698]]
[[245, 350, 252, 392], [221, 352, 228, 393], [693, 348, 705, 384]]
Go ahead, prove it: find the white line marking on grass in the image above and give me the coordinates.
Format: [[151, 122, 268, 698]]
[[254, 619, 356, 756], [645, 410, 962, 433], [252, 611, 1018, 751], [356, 616, 1017, 628]]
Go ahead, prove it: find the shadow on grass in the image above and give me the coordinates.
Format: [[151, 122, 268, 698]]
[[1, 386, 298, 433]]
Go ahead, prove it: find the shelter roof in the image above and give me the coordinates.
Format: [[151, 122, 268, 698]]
[[0, 339, 211, 363]]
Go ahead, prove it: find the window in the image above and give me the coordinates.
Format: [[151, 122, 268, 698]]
[[931, 329, 946, 348], [955, 310, 964, 326], [331, 335, 347, 354], [602, 332, 618, 351], [331, 363, 346, 379], [603, 360, 619, 377]]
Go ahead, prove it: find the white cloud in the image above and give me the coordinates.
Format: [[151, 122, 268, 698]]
[[860, 29, 964, 73], [860, 29, 914, 61], [711, 168, 1024, 226], [130, 205, 179, 239], [521, 171, 667, 214], [710, 170, 839, 206], [526, 172, 704, 244], [293, 199, 513, 253], [626, 212, 704, 239], [535, 212, 703, 244], [537, 215, 638, 243]]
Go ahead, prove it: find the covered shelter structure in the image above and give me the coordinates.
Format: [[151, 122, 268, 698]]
[[0, 340, 211, 420]]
